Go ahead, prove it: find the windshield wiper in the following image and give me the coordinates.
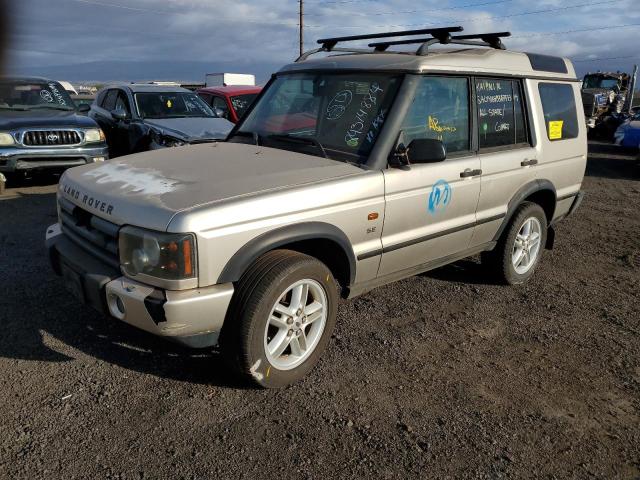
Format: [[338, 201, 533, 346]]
[[0, 106, 29, 111], [29, 105, 74, 111], [265, 134, 328, 159]]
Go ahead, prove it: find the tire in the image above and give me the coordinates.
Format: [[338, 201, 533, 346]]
[[484, 202, 547, 285], [220, 250, 338, 388]]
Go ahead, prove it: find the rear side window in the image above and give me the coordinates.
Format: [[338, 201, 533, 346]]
[[476, 78, 528, 149], [538, 83, 579, 141], [401, 76, 470, 154]]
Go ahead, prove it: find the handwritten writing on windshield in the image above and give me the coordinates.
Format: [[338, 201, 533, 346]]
[[47, 83, 68, 106], [344, 83, 384, 148], [326, 90, 353, 121]]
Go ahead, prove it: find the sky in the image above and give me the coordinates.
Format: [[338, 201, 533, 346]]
[[4, 0, 640, 82]]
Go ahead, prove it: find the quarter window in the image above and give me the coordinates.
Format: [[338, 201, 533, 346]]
[[538, 83, 579, 141], [401, 76, 470, 154], [476, 79, 528, 149]]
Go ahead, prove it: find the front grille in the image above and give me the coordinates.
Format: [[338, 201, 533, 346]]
[[23, 130, 82, 146], [58, 197, 120, 269]]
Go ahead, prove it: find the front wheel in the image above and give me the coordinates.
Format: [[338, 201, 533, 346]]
[[220, 250, 338, 388], [484, 202, 547, 285]]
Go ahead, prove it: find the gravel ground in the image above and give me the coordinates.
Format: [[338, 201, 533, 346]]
[[0, 143, 639, 479]]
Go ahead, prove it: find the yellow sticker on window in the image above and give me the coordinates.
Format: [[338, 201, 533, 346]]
[[167, 100, 172, 108], [549, 120, 564, 140]]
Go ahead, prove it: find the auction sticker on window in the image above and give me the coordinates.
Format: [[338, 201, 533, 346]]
[[549, 120, 564, 140]]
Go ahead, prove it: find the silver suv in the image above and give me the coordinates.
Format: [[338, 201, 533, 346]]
[[46, 27, 587, 388]]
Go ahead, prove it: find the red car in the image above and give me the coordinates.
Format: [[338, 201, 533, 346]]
[[197, 85, 262, 124]]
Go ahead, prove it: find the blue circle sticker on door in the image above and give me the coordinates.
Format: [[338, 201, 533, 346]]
[[428, 179, 452, 214]]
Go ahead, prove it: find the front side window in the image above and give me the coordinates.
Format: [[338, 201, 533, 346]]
[[476, 78, 529, 149], [400, 76, 470, 154], [135, 92, 215, 119], [236, 72, 401, 163], [0, 80, 75, 111], [114, 92, 130, 116], [102, 89, 118, 110], [538, 83, 579, 141]]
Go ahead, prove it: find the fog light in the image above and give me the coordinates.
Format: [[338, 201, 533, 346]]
[[92, 156, 106, 162], [108, 293, 126, 320]]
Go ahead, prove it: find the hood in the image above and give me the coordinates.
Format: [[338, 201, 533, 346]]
[[143, 117, 233, 142], [0, 109, 98, 130], [58, 142, 362, 231]]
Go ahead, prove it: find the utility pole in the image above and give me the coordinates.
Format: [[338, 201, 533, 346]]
[[299, 0, 304, 57]]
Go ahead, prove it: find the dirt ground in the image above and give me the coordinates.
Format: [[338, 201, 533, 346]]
[[0, 143, 638, 479]]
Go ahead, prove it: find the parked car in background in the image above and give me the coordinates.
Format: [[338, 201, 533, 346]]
[[613, 112, 640, 150], [89, 84, 233, 157], [71, 94, 95, 113], [0, 76, 108, 177], [197, 85, 262, 123]]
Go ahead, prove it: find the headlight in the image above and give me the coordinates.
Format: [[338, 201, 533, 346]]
[[0, 132, 15, 146], [119, 226, 196, 282], [85, 128, 105, 143], [152, 131, 186, 148]]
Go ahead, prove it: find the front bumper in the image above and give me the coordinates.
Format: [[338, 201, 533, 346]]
[[0, 144, 109, 172], [46, 223, 234, 348]]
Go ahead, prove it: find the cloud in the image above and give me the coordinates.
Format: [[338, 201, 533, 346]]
[[4, 0, 640, 79]]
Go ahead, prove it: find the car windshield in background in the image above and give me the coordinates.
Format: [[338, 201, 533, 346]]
[[582, 76, 619, 90], [0, 80, 76, 111], [231, 94, 259, 117], [135, 92, 216, 119], [235, 73, 402, 163]]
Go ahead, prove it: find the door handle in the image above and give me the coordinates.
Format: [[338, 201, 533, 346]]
[[521, 159, 538, 167], [460, 168, 482, 178]]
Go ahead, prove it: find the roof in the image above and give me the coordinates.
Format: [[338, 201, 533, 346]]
[[107, 82, 194, 93], [279, 48, 577, 81], [198, 85, 262, 96], [0, 76, 56, 83]]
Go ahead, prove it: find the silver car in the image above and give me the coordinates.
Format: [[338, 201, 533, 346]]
[[46, 28, 587, 387]]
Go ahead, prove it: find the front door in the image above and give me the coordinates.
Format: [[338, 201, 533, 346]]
[[379, 76, 481, 277]]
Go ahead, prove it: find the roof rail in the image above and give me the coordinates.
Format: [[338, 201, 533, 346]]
[[296, 26, 463, 62], [370, 32, 511, 55]]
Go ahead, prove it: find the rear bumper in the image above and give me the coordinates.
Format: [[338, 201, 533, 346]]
[[0, 144, 109, 172], [46, 223, 234, 348]]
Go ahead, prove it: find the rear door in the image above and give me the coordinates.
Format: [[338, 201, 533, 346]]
[[378, 75, 482, 277], [470, 78, 538, 246]]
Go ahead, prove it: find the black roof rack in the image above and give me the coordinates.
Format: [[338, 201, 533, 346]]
[[296, 26, 463, 62], [296, 27, 511, 62], [369, 32, 511, 55]]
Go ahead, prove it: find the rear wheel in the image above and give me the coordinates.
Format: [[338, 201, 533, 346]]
[[484, 202, 547, 285], [220, 250, 338, 388]]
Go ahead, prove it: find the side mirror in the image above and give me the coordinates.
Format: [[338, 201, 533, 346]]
[[77, 104, 90, 113], [213, 107, 226, 118], [405, 138, 447, 164], [111, 109, 127, 121]]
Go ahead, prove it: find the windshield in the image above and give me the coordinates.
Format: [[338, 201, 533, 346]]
[[234, 72, 402, 162], [583, 75, 620, 90], [0, 80, 76, 111], [231, 93, 259, 117], [135, 92, 216, 119]]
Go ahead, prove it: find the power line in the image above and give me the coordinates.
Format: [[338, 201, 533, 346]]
[[306, 0, 625, 27], [304, 0, 516, 16], [513, 22, 640, 38]]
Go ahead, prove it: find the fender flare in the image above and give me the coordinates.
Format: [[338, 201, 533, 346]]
[[492, 179, 556, 242], [217, 222, 357, 285]]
